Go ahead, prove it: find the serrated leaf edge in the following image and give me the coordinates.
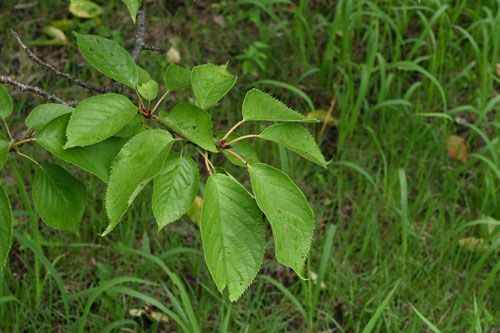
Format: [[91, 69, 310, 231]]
[[248, 162, 315, 279], [242, 88, 319, 123]]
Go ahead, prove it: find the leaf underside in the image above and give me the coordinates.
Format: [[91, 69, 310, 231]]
[[248, 163, 314, 278], [214, 131, 260, 167], [104, 130, 173, 236], [152, 154, 199, 230], [201, 173, 266, 301], [159, 104, 217, 152], [259, 123, 328, 168]]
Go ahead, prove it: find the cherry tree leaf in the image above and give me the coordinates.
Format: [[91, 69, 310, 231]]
[[214, 131, 259, 167], [69, 0, 104, 18], [0, 134, 11, 171], [138, 80, 158, 101], [164, 64, 191, 91], [0, 86, 13, 120], [191, 64, 236, 109], [201, 173, 265, 301], [242, 89, 317, 123], [37, 114, 125, 182], [104, 130, 173, 236], [121, 0, 142, 23], [33, 163, 86, 234], [159, 104, 217, 152], [0, 184, 12, 270], [248, 163, 314, 278], [137, 66, 158, 101], [25, 103, 73, 130], [64, 93, 137, 148], [74, 32, 138, 88], [259, 123, 328, 168], [114, 114, 143, 138], [152, 154, 199, 230]]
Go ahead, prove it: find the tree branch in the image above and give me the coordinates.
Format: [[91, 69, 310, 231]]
[[10, 29, 107, 93], [105, 4, 147, 93], [131, 5, 146, 62], [142, 44, 163, 52], [0, 76, 78, 107]]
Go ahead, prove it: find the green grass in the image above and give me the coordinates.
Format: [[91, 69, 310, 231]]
[[1, 0, 500, 331]]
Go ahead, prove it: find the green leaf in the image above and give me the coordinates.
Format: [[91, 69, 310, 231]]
[[114, 114, 143, 138], [121, 0, 142, 23], [74, 32, 138, 88], [69, 0, 104, 18], [164, 64, 191, 92], [191, 64, 236, 109], [248, 163, 314, 278], [0, 184, 12, 270], [259, 123, 328, 168], [33, 163, 86, 234], [25, 103, 73, 130], [104, 130, 173, 236], [152, 154, 199, 230], [242, 89, 317, 123], [187, 195, 203, 226], [37, 114, 125, 182], [0, 134, 10, 171], [159, 104, 217, 152], [200, 174, 265, 301], [65, 93, 137, 148], [214, 131, 259, 167], [137, 66, 158, 101], [0, 86, 13, 120], [138, 80, 158, 101]]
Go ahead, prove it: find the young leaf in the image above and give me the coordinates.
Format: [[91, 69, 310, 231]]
[[114, 114, 143, 138], [0, 134, 11, 171], [64, 93, 137, 148], [74, 32, 138, 88], [164, 64, 191, 92], [201, 174, 266, 301], [25, 103, 73, 130], [121, 0, 142, 23], [69, 0, 104, 18], [33, 163, 86, 234], [152, 154, 199, 230], [0, 184, 12, 270], [159, 104, 217, 152], [259, 123, 328, 168], [36, 114, 125, 182], [191, 64, 237, 109], [242, 89, 318, 123], [137, 66, 158, 101], [104, 130, 173, 236], [138, 80, 159, 101], [248, 163, 314, 278], [214, 131, 260, 167], [187, 195, 203, 226], [0, 85, 13, 119]]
